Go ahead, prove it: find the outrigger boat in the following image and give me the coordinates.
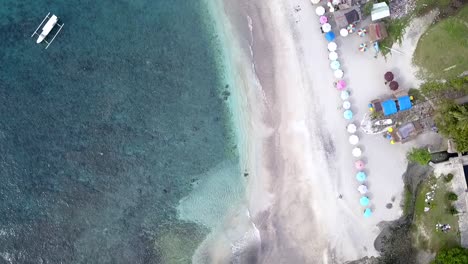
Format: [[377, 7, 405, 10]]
[[31, 12, 64, 49]]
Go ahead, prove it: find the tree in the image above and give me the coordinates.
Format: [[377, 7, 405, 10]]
[[407, 148, 431, 165], [363, 1, 373, 17], [435, 101, 468, 152], [432, 247, 468, 264]]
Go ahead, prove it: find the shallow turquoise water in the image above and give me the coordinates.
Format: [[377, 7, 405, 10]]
[[0, 0, 239, 262]]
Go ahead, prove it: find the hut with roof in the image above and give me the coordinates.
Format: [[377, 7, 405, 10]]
[[368, 23, 388, 42], [333, 6, 361, 28]]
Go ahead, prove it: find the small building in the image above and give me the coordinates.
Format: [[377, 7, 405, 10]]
[[370, 95, 413, 116], [371, 2, 390, 21], [334, 7, 361, 28], [368, 23, 388, 42]]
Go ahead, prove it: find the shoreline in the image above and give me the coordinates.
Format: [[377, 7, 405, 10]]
[[186, 0, 438, 263]]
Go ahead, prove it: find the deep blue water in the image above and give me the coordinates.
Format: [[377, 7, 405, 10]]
[[0, 0, 235, 263]]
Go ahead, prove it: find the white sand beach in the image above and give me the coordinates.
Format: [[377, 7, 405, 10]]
[[187, 0, 437, 263]]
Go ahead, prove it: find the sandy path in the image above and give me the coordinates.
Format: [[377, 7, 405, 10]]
[[190, 0, 437, 263], [242, 0, 436, 263]]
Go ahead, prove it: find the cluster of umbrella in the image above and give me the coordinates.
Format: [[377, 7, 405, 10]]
[[384, 71, 399, 91], [314, 1, 373, 219]]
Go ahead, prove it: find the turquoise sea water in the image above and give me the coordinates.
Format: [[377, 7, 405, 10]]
[[0, 0, 242, 262]]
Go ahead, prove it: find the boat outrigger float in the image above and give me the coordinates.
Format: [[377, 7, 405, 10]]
[[31, 12, 64, 49]]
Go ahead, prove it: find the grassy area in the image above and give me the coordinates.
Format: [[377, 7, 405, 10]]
[[413, 176, 460, 252], [413, 6, 468, 80], [414, 0, 452, 16]]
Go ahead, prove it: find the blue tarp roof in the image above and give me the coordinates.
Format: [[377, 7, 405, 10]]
[[382, 99, 397, 116], [398, 96, 413, 111]]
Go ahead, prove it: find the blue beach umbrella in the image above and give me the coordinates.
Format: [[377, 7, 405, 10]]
[[360, 196, 370, 206], [364, 208, 372, 218], [356, 171, 367, 182], [330, 60, 341, 70], [343, 109, 353, 120], [325, 32, 335, 42]]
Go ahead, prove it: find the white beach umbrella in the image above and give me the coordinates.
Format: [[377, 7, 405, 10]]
[[329, 7, 335, 13], [340, 28, 349, 37], [332, 0, 341, 4], [340, 90, 350, 100], [322, 23, 332, 33], [330, 60, 341, 70], [311, 0, 321, 4], [347, 123, 357, 133], [327, 42, 337, 52], [349, 134, 359, 145], [358, 185, 368, 194], [352, 147, 362, 157], [316, 6, 325, 16], [343, 100, 351, 110], [334, 69, 344, 79], [328, 51, 338, 60]]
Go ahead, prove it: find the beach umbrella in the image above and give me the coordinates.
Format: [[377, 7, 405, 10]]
[[316, 6, 325, 16], [355, 160, 365, 170], [329, 6, 335, 13], [332, 0, 340, 5], [328, 51, 338, 60], [330, 60, 341, 70], [322, 23, 331, 33], [311, 0, 321, 4], [357, 28, 367, 37], [358, 185, 368, 194], [349, 134, 359, 145], [347, 23, 356, 33], [347, 123, 357, 133], [325, 32, 335, 42], [389, 81, 399, 91], [340, 28, 349, 37], [327, 42, 337, 52], [334, 69, 344, 79], [344, 109, 353, 120], [360, 196, 370, 206], [364, 208, 372, 218], [356, 171, 367, 181], [319, 15, 328, 24], [343, 100, 351, 110], [340, 90, 350, 100], [336, 80, 346, 90], [352, 147, 362, 157], [359, 43, 367, 52], [384, 71, 394, 82]]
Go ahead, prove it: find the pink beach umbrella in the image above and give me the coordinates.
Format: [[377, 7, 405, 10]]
[[355, 160, 365, 170], [319, 16, 328, 24], [336, 80, 346, 90]]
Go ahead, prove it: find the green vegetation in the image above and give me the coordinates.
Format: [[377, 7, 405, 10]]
[[432, 247, 468, 263], [414, 0, 452, 16], [407, 148, 432, 165], [447, 192, 458, 201], [434, 101, 468, 153], [413, 176, 460, 252], [380, 17, 410, 56], [402, 185, 414, 216], [363, 1, 373, 17], [408, 88, 424, 103], [413, 6, 468, 80], [443, 173, 454, 183], [420, 76, 468, 98]]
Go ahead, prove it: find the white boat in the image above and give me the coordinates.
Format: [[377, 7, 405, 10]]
[[31, 12, 64, 49], [36, 15, 58, 43]]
